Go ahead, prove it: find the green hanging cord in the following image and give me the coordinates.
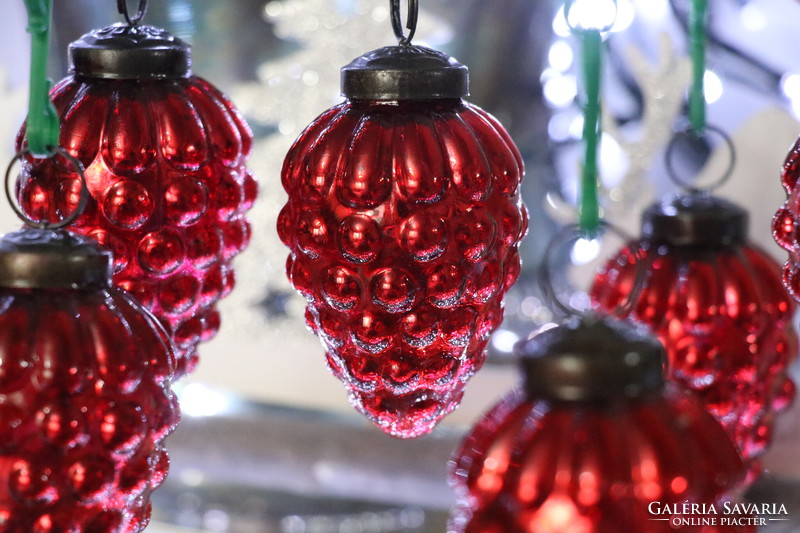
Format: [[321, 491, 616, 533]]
[[565, 0, 612, 236], [578, 28, 603, 236], [688, 0, 708, 135], [23, 0, 59, 157]]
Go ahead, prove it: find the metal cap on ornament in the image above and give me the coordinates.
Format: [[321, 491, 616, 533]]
[[516, 315, 666, 402], [69, 1, 191, 81], [0, 229, 112, 290], [642, 193, 748, 248], [340, 0, 468, 99], [644, 124, 746, 247], [341, 46, 468, 100]]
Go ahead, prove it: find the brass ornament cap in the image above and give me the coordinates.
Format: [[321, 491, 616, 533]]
[[0, 228, 112, 290], [642, 193, 748, 248], [517, 314, 666, 402], [69, 23, 191, 80], [341, 45, 469, 100]]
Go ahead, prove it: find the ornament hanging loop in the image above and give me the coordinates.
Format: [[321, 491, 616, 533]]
[[539, 221, 645, 318], [117, 0, 148, 26], [5, 148, 89, 230], [665, 124, 736, 194], [391, 0, 419, 45]]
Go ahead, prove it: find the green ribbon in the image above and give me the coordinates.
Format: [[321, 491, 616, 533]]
[[23, 0, 59, 157], [689, 0, 708, 135], [578, 28, 602, 236]]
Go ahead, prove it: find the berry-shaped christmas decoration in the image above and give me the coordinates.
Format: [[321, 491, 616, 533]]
[[775, 136, 800, 298], [0, 227, 179, 532], [278, 12, 526, 438], [592, 193, 797, 478], [449, 315, 750, 533], [16, 17, 256, 377]]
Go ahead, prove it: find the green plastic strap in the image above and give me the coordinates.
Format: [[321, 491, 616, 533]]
[[23, 0, 59, 157], [689, 0, 708, 135], [579, 28, 602, 236]]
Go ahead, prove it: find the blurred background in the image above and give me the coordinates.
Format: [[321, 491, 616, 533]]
[[2, 0, 800, 531]]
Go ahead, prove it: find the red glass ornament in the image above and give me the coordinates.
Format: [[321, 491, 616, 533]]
[[0, 228, 179, 532], [279, 45, 527, 438], [775, 136, 800, 298], [592, 194, 797, 478], [449, 316, 750, 533], [16, 24, 256, 377]]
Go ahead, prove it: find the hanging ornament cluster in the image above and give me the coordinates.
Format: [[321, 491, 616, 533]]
[[592, 192, 797, 477], [449, 315, 750, 533], [590, 0, 796, 480], [278, 4, 527, 437], [15, 5, 257, 377], [0, 226, 179, 532], [449, 1, 781, 527]]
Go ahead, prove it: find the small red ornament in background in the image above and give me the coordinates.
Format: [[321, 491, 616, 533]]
[[278, 40, 526, 438], [774, 137, 800, 298], [449, 315, 750, 533], [0, 228, 179, 533], [16, 21, 256, 378], [593, 194, 797, 480]]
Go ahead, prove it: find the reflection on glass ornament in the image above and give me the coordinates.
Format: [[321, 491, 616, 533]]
[[595, 194, 797, 480], [15, 22, 256, 377], [0, 228, 178, 532], [279, 28, 527, 437], [449, 315, 749, 533]]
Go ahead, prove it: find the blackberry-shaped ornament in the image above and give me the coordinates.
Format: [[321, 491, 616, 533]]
[[16, 2, 256, 377], [594, 193, 797, 480], [278, 2, 527, 437], [0, 223, 178, 532], [449, 315, 749, 533]]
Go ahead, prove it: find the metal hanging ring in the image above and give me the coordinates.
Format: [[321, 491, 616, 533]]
[[117, 0, 148, 26], [390, 0, 419, 45], [538, 221, 647, 318], [664, 123, 736, 194], [564, 0, 618, 34], [5, 147, 90, 231]]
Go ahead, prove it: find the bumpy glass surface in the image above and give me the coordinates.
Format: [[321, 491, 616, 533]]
[[0, 285, 179, 532], [279, 99, 527, 438], [449, 387, 749, 533], [774, 137, 800, 300], [16, 76, 256, 377], [591, 242, 796, 478]]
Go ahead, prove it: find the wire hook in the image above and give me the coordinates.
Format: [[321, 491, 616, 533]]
[[6, 148, 89, 230], [390, 0, 419, 46], [117, 0, 148, 26], [538, 221, 646, 318], [664, 124, 735, 194]]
